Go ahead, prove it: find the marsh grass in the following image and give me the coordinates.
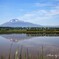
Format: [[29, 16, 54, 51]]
[[8, 42, 13, 59], [0, 45, 59, 59]]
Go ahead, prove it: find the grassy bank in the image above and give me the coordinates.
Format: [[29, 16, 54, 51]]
[[0, 27, 59, 34]]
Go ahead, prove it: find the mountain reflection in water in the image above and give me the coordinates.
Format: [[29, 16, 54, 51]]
[[0, 34, 32, 42], [0, 34, 59, 59]]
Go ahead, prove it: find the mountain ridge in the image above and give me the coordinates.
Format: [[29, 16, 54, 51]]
[[0, 19, 41, 27]]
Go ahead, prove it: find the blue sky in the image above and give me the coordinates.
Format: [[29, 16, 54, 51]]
[[0, 0, 59, 26]]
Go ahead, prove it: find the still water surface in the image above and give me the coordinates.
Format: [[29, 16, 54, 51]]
[[0, 34, 59, 59]]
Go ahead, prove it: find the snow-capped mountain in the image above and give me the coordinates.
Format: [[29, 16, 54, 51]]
[[10, 19, 19, 22], [1, 19, 41, 27]]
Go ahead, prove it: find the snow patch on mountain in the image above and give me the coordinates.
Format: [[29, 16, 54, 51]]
[[10, 19, 19, 22]]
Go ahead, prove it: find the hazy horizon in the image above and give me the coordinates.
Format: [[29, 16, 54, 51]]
[[0, 0, 59, 26]]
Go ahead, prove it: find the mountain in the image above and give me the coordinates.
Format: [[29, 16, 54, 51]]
[[1, 19, 41, 27]]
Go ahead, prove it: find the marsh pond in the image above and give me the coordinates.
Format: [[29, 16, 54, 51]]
[[0, 34, 59, 59]]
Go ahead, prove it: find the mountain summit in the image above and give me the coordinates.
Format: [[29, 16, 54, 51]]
[[1, 19, 41, 27], [10, 19, 19, 22]]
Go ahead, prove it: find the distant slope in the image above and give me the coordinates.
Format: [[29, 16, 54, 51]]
[[1, 19, 41, 27]]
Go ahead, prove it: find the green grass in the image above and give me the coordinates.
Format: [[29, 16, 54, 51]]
[[0, 29, 59, 34], [0, 27, 59, 34]]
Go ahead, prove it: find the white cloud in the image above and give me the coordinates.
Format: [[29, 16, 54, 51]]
[[18, 6, 59, 26], [35, 3, 48, 7], [34, 3, 58, 7]]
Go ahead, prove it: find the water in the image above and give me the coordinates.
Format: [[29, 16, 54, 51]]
[[0, 34, 59, 59]]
